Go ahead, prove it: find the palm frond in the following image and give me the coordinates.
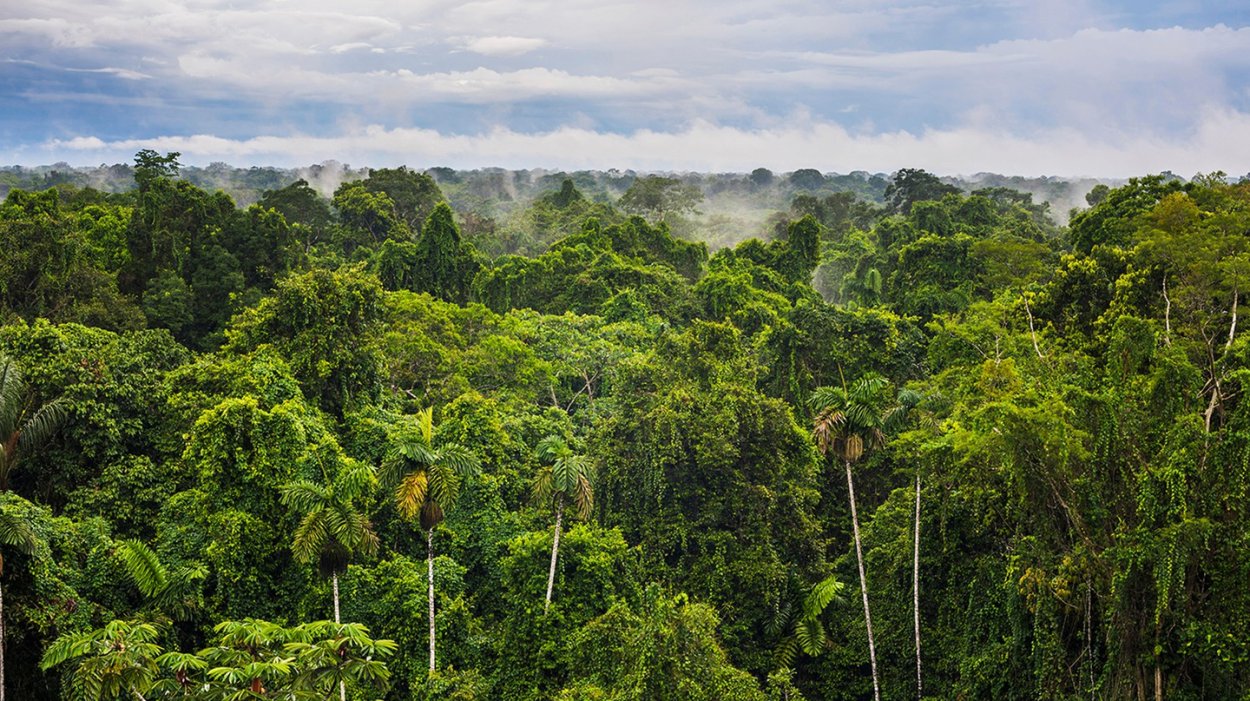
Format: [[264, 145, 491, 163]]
[[280, 481, 328, 513], [573, 473, 594, 521], [536, 434, 571, 463], [531, 466, 554, 504], [291, 510, 330, 563], [16, 396, 69, 456], [803, 575, 846, 620], [336, 461, 377, 500], [394, 471, 428, 520], [795, 616, 828, 656], [0, 508, 37, 553], [345, 511, 379, 557], [397, 439, 438, 466], [116, 540, 169, 600], [553, 456, 577, 493], [427, 463, 461, 511], [774, 636, 800, 669], [415, 406, 434, 444], [0, 356, 23, 436], [437, 443, 479, 478], [40, 631, 97, 670]]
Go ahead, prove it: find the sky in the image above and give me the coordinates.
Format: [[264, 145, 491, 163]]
[[1, 1, 1248, 176]]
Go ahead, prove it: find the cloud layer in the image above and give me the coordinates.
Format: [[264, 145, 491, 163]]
[[2, 1, 1247, 175]]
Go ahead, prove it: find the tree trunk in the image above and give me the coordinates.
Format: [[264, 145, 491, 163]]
[[913, 472, 922, 701], [1155, 662, 1162, 701], [427, 528, 436, 673], [333, 571, 341, 624], [334, 572, 345, 701], [545, 495, 565, 614], [846, 460, 881, 701], [1, 578, 5, 701], [1162, 276, 1172, 346]]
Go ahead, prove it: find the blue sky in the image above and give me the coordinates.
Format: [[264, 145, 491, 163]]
[[2, 1, 1248, 175]]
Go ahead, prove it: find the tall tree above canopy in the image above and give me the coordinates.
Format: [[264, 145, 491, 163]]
[[360, 167, 445, 234], [618, 176, 703, 222], [381, 407, 479, 673], [415, 202, 479, 304], [809, 373, 907, 701], [884, 168, 960, 215]]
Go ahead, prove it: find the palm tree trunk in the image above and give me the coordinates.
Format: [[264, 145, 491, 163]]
[[333, 572, 345, 701], [1, 578, 5, 701], [913, 472, 922, 700], [427, 527, 436, 674], [545, 495, 565, 614], [846, 460, 881, 701], [333, 571, 341, 624]]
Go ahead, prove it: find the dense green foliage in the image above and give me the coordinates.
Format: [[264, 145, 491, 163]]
[[2, 154, 1248, 700]]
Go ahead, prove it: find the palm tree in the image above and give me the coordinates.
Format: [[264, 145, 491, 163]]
[[0, 353, 68, 492], [810, 373, 901, 701], [282, 460, 380, 701], [282, 460, 380, 623], [380, 407, 478, 674], [532, 435, 594, 614], [0, 503, 37, 701]]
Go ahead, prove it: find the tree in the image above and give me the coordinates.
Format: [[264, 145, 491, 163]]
[[40, 619, 162, 701], [0, 353, 67, 492], [281, 456, 381, 699], [381, 408, 478, 673], [809, 373, 902, 701], [223, 267, 385, 417], [884, 168, 959, 215], [415, 202, 478, 303], [618, 176, 703, 222], [532, 435, 594, 613], [0, 502, 36, 701]]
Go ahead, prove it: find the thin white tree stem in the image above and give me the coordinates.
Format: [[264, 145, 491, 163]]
[[333, 571, 341, 624], [1, 578, 6, 701], [914, 472, 922, 700], [334, 571, 345, 701], [545, 495, 565, 614], [847, 460, 881, 701], [428, 527, 436, 673]]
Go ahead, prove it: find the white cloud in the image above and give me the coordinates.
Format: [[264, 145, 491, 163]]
[[460, 35, 547, 56], [29, 107, 1250, 177]]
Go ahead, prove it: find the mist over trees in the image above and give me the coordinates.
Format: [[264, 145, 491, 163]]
[[2, 151, 1248, 700]]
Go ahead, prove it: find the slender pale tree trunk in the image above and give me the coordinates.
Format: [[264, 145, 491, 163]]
[[427, 528, 436, 673], [333, 572, 345, 701], [1, 578, 6, 701], [846, 460, 880, 701], [913, 472, 922, 701], [545, 495, 565, 614]]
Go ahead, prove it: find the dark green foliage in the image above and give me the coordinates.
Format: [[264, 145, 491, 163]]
[[225, 267, 385, 416], [415, 202, 480, 303], [883, 168, 961, 215], [5, 159, 1250, 701]]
